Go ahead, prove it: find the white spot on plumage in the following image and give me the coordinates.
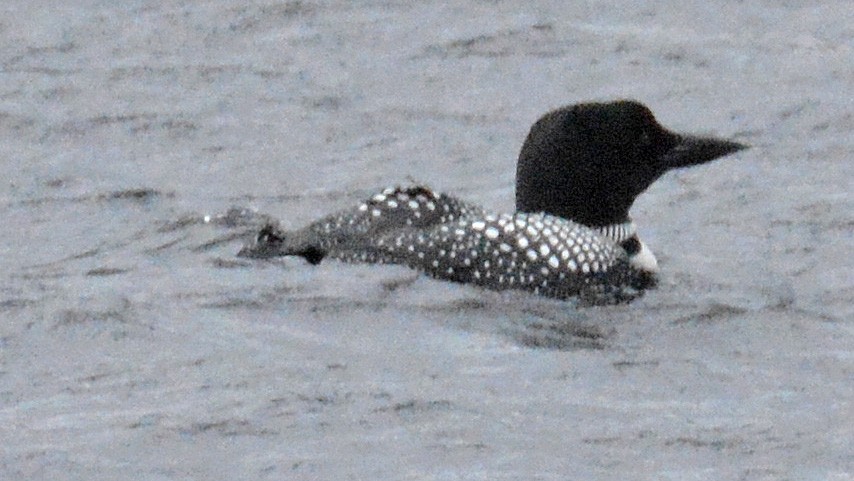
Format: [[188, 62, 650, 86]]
[[408, 200, 419, 209], [548, 255, 559, 269], [517, 237, 529, 249], [471, 221, 485, 231], [539, 244, 550, 256], [485, 227, 499, 239], [526, 249, 538, 261]]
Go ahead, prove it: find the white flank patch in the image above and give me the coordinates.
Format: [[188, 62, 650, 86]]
[[629, 240, 660, 273]]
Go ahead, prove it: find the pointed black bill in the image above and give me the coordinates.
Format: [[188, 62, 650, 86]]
[[661, 134, 748, 169]]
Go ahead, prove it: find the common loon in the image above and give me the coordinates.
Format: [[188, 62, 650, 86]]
[[238, 100, 746, 304]]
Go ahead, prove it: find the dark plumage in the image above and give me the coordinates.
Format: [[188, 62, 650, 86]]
[[516, 100, 746, 227], [238, 100, 746, 304]]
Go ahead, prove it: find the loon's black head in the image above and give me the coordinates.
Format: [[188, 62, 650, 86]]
[[516, 100, 747, 227]]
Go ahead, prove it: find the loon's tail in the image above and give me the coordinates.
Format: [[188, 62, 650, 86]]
[[237, 223, 327, 264]]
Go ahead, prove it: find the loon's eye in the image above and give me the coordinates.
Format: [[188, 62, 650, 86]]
[[638, 130, 651, 147]]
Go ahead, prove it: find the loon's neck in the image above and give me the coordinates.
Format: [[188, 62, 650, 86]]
[[594, 220, 659, 274], [593, 221, 636, 245]]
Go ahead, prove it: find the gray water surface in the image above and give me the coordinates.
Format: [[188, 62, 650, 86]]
[[1, 1, 851, 480]]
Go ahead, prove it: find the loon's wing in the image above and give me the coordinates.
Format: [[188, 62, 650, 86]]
[[332, 211, 647, 302], [237, 185, 485, 261]]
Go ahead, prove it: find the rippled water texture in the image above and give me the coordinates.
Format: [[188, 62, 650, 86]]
[[1, 1, 851, 480]]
